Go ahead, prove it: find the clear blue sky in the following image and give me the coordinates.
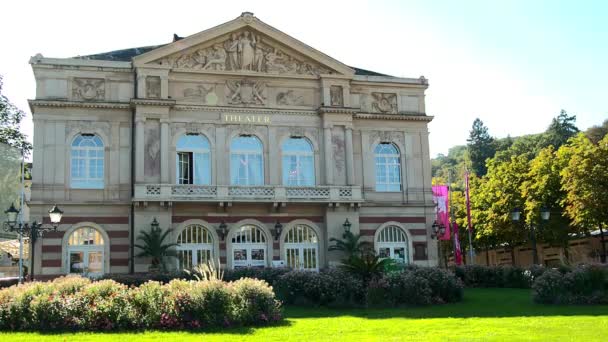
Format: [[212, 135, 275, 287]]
[[1, 0, 606, 157]]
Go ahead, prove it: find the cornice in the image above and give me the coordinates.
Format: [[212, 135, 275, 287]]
[[130, 98, 176, 107], [354, 113, 433, 122], [317, 107, 359, 115], [173, 104, 319, 116], [28, 99, 130, 110]]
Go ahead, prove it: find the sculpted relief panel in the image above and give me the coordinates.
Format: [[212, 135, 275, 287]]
[[226, 79, 266, 105], [72, 78, 105, 101], [159, 30, 330, 76], [371, 92, 398, 114]]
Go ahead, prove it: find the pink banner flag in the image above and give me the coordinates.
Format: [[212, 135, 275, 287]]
[[453, 222, 463, 265], [432, 185, 451, 240]]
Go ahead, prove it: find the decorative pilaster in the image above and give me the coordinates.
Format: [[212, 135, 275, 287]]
[[160, 119, 169, 183], [135, 117, 145, 183], [345, 126, 354, 185], [323, 126, 333, 184]]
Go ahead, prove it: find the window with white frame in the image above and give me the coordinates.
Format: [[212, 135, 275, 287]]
[[71, 134, 104, 189], [231, 225, 267, 268], [282, 137, 315, 186], [374, 143, 401, 192], [176, 224, 214, 270], [376, 225, 409, 264], [284, 224, 318, 271], [230, 136, 264, 186], [67, 227, 105, 275], [176, 134, 211, 185]]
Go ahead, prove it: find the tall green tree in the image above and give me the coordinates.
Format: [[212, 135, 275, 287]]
[[540, 110, 579, 149], [521, 146, 573, 259], [467, 118, 495, 177], [586, 119, 608, 144], [472, 151, 531, 264], [559, 133, 608, 262], [0, 75, 31, 155]]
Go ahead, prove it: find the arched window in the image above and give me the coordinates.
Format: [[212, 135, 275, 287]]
[[67, 227, 105, 275], [284, 225, 318, 271], [231, 225, 267, 268], [374, 143, 401, 192], [376, 225, 409, 264], [230, 136, 264, 186], [71, 134, 104, 189], [176, 134, 211, 185], [176, 224, 214, 270], [282, 137, 315, 186]]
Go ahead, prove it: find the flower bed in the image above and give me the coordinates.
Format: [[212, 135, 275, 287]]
[[532, 264, 608, 304], [0, 276, 281, 331]]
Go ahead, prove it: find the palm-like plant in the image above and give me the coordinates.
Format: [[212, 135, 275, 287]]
[[134, 223, 178, 272], [338, 253, 395, 282], [328, 231, 372, 259]]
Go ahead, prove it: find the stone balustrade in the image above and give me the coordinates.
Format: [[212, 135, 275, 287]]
[[134, 184, 363, 203]]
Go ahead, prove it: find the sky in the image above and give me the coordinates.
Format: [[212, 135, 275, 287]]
[[1, 0, 606, 157]]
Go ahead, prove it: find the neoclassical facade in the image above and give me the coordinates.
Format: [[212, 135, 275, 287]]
[[28, 12, 436, 277]]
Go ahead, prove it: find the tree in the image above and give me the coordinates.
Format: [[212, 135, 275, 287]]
[[559, 133, 608, 262], [472, 151, 531, 264], [467, 118, 495, 177], [540, 110, 579, 149], [134, 224, 178, 271], [521, 146, 573, 260], [586, 119, 608, 144], [0, 75, 31, 155]]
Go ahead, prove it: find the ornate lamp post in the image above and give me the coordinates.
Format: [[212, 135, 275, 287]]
[[274, 221, 283, 240], [511, 206, 550, 265], [216, 221, 227, 241], [431, 220, 447, 268], [342, 219, 352, 234], [3, 204, 64, 282]]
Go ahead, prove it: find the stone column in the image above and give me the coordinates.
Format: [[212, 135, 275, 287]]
[[323, 126, 333, 185], [135, 117, 145, 183], [160, 119, 169, 183], [345, 126, 354, 185]]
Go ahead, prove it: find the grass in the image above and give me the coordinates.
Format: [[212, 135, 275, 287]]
[[1, 288, 607, 341]]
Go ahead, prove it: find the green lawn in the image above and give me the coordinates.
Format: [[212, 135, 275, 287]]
[[2, 288, 607, 341]]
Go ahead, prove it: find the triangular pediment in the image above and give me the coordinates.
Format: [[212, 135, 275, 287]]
[[133, 12, 354, 77]]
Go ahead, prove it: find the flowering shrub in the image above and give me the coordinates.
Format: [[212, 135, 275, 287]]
[[275, 269, 366, 306], [0, 276, 282, 331], [532, 265, 608, 304], [454, 265, 544, 288]]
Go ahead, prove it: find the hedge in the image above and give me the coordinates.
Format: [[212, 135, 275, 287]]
[[103, 266, 464, 307], [532, 264, 608, 304], [454, 265, 547, 288], [0, 276, 281, 331]]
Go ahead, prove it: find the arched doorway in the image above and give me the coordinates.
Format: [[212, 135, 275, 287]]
[[231, 224, 267, 268], [284, 224, 319, 271]]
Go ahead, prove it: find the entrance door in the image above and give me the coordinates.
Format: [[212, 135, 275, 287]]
[[284, 225, 319, 271], [231, 225, 267, 268]]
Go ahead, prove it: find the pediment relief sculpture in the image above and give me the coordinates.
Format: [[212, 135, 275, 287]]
[[72, 78, 105, 101], [159, 30, 330, 76], [226, 79, 266, 105], [371, 92, 398, 114]]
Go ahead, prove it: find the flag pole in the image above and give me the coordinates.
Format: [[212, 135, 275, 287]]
[[18, 148, 25, 284], [465, 169, 474, 264]]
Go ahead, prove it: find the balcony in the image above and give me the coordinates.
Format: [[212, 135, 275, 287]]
[[134, 184, 363, 204]]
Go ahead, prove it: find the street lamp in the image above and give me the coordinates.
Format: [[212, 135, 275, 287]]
[[511, 206, 550, 265], [217, 221, 227, 241], [431, 220, 446, 239], [342, 218, 352, 236], [274, 221, 283, 240], [3, 203, 64, 282]]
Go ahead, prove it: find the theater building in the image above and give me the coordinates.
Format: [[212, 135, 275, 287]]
[[28, 12, 436, 278]]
